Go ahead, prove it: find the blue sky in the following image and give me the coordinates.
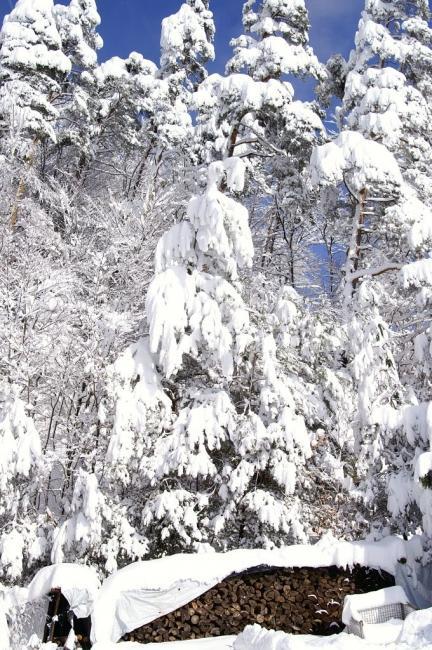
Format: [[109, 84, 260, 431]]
[[91, 0, 365, 71], [1, 0, 365, 104], [2, 0, 365, 71]]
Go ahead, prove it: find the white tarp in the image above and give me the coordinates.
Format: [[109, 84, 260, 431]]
[[91, 579, 221, 644], [26, 563, 100, 618]]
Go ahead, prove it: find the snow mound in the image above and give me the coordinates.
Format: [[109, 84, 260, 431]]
[[235, 610, 432, 648], [399, 607, 432, 648], [235, 624, 367, 649]]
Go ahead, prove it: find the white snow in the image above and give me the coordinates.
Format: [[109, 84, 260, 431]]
[[54, 0, 103, 69], [194, 73, 294, 115], [371, 402, 432, 446], [235, 610, 432, 648], [0, 0, 72, 140], [343, 67, 428, 151], [401, 260, 432, 289], [235, 625, 379, 649], [310, 131, 403, 194], [0, 385, 41, 487], [50, 470, 106, 566], [409, 202, 432, 249], [222, 157, 246, 193], [160, 3, 214, 73], [0, 0, 71, 75], [229, 34, 323, 81], [352, 12, 402, 70], [227, 0, 323, 81], [363, 619, 403, 644], [415, 452, 432, 480], [398, 607, 432, 648], [0, 595, 9, 650], [93, 637, 235, 650], [96, 53, 157, 83], [146, 159, 253, 379]]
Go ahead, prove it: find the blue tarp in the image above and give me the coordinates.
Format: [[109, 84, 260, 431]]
[[395, 561, 432, 610]]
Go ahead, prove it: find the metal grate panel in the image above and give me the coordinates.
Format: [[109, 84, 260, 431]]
[[347, 603, 416, 638]]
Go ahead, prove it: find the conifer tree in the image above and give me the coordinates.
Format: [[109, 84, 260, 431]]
[[220, 0, 326, 287], [105, 154, 336, 555], [91, 50, 192, 199], [312, 0, 432, 538], [100, 1, 344, 557], [0, 385, 45, 581], [53, 0, 103, 179], [0, 0, 71, 144], [160, 0, 215, 93], [227, 0, 323, 81]]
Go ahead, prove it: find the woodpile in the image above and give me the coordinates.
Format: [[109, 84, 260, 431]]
[[122, 565, 393, 643]]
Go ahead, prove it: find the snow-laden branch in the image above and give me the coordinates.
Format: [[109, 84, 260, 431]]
[[348, 263, 403, 282]]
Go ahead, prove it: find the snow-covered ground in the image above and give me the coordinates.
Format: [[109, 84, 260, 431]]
[[236, 613, 432, 649]]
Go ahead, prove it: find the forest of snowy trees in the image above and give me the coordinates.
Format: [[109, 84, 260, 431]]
[[0, 0, 431, 587]]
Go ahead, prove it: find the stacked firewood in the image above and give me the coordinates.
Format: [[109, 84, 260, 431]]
[[123, 565, 393, 643]]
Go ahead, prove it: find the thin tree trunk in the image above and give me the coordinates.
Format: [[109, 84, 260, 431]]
[[343, 187, 368, 306]]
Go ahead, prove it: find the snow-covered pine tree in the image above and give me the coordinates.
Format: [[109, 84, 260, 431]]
[[91, 50, 192, 198], [342, 0, 432, 202], [220, 0, 327, 289], [310, 129, 406, 537], [0, 0, 71, 144], [50, 465, 150, 573], [55, 0, 102, 71], [312, 0, 432, 539], [227, 0, 323, 81], [160, 0, 215, 93], [97, 0, 349, 557], [0, 385, 45, 581], [348, 1, 432, 540], [53, 0, 103, 181], [104, 153, 330, 557]]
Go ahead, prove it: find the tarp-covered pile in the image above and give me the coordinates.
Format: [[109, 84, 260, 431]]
[[2, 534, 425, 647]]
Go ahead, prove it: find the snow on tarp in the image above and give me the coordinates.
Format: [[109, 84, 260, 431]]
[[362, 619, 404, 645], [25, 563, 100, 618], [91, 535, 414, 643], [342, 586, 410, 625]]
